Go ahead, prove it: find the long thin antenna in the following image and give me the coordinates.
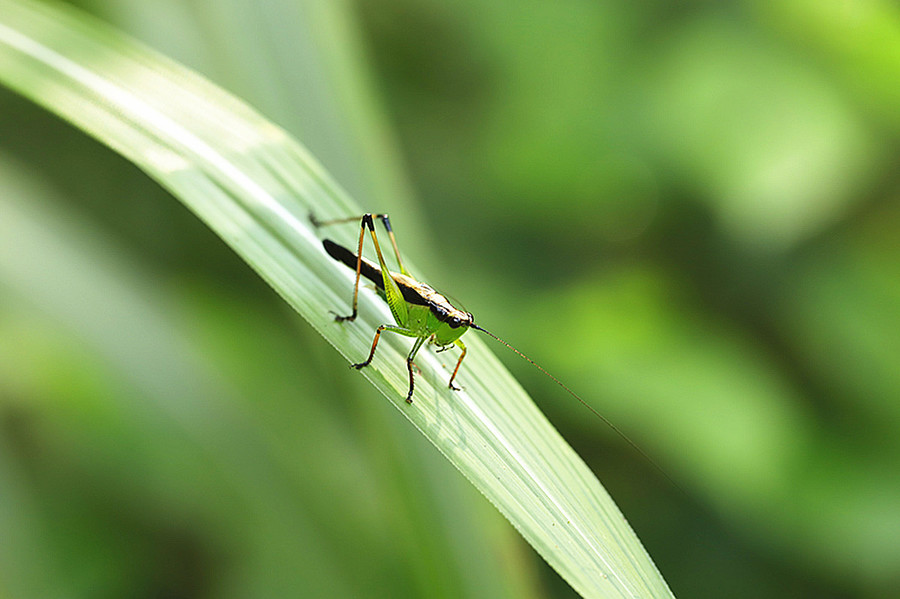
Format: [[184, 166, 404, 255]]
[[470, 323, 684, 493]]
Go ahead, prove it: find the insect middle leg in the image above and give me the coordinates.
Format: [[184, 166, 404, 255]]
[[355, 324, 426, 403]]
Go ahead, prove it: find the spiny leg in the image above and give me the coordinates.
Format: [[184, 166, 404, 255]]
[[318, 214, 368, 322], [311, 213, 410, 321], [309, 213, 392, 322], [311, 212, 410, 276], [354, 324, 423, 402], [312, 213, 378, 321], [314, 214, 412, 343]]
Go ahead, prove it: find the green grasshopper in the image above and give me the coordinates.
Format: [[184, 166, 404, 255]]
[[312, 213, 613, 414], [311, 212, 677, 487], [311, 212, 474, 403]]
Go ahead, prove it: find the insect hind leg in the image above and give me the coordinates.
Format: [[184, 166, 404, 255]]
[[311, 212, 409, 276]]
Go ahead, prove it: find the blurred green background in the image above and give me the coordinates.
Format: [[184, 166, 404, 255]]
[[2, 0, 899, 597]]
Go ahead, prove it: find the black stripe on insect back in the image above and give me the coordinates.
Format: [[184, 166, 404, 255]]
[[324, 239, 432, 308], [323, 239, 382, 287]]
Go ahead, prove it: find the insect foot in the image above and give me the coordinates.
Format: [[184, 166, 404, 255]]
[[330, 310, 356, 322]]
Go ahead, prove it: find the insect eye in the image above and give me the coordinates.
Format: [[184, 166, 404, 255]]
[[448, 316, 461, 327]]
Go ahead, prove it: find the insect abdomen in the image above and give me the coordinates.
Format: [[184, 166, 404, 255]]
[[323, 239, 384, 289]]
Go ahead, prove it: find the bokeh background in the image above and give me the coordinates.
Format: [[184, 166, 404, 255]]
[[2, 1, 899, 597]]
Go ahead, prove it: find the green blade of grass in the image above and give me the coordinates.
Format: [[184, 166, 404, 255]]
[[0, 1, 674, 596]]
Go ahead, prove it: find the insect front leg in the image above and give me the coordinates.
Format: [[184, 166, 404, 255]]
[[447, 339, 467, 392]]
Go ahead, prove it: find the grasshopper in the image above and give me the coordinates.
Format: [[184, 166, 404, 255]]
[[311, 211, 611, 414], [312, 212, 474, 402]]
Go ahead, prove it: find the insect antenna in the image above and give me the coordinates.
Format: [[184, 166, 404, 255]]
[[470, 323, 684, 493]]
